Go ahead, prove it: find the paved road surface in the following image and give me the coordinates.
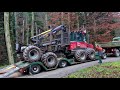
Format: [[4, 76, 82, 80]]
[[19, 57, 120, 78]]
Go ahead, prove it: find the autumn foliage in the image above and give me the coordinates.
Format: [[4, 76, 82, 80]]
[[47, 12, 120, 43]]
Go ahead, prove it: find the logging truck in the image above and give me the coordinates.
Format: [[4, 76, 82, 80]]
[[15, 25, 106, 74]]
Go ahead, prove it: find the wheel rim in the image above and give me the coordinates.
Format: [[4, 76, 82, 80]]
[[90, 52, 95, 58], [116, 50, 120, 56], [103, 54, 107, 58], [61, 61, 67, 67], [80, 53, 86, 61], [47, 56, 56, 66], [29, 49, 39, 60], [32, 65, 40, 73]]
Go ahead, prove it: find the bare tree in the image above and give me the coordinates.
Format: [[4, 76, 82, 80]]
[[14, 12, 18, 44], [61, 12, 64, 25], [68, 12, 71, 31], [22, 20, 25, 44], [77, 12, 80, 31], [45, 12, 48, 30], [31, 12, 34, 37], [25, 12, 29, 45], [4, 12, 14, 64]]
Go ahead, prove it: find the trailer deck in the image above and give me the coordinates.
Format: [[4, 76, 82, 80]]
[[0, 52, 101, 78], [98, 42, 120, 48]]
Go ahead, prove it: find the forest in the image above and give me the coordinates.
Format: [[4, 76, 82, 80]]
[[1, 12, 120, 65]]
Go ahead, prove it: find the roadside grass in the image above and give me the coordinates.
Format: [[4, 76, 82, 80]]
[[0, 64, 8, 69], [65, 61, 120, 78]]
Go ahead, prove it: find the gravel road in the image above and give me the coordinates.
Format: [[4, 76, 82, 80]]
[[19, 57, 120, 78]]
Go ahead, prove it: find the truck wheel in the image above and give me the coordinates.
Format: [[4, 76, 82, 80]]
[[41, 52, 58, 68], [114, 49, 120, 57], [86, 48, 95, 60], [23, 45, 42, 62], [59, 60, 67, 68], [101, 53, 107, 59], [74, 50, 86, 62], [29, 64, 41, 75]]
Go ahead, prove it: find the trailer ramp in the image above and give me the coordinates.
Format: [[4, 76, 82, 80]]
[[0, 61, 30, 78]]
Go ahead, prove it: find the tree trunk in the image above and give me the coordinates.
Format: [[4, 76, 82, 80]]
[[25, 12, 29, 45], [77, 12, 80, 31], [22, 20, 25, 44], [14, 12, 18, 44], [45, 12, 48, 30], [83, 12, 87, 25], [61, 12, 64, 25], [27, 26, 29, 45], [35, 22, 38, 39], [25, 13, 27, 45], [68, 12, 71, 32], [4, 12, 14, 64], [35, 22, 38, 35], [31, 12, 34, 37], [93, 18, 97, 42]]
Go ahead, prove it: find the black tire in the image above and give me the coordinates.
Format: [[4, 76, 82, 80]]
[[114, 49, 120, 57], [41, 52, 58, 68], [59, 60, 67, 68], [29, 64, 41, 75], [74, 50, 86, 62], [23, 45, 42, 62], [86, 48, 95, 60], [101, 53, 107, 59]]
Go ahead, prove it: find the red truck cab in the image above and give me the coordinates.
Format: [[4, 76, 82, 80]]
[[68, 31, 94, 50]]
